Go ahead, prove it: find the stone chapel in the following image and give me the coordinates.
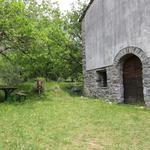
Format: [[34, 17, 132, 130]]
[[80, 0, 150, 106]]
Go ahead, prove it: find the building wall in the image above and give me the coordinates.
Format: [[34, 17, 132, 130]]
[[84, 0, 150, 70], [82, 17, 150, 106]]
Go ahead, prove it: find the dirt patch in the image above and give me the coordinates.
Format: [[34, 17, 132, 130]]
[[88, 139, 104, 150]]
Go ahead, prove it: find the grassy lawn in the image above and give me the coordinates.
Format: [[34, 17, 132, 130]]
[[0, 82, 150, 150]]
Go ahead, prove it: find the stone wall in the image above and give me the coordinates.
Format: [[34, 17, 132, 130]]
[[83, 65, 122, 102], [82, 24, 150, 107], [113, 47, 150, 106], [82, 17, 124, 103], [81, 1, 150, 107]]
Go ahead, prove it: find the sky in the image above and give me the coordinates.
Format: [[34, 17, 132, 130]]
[[37, 0, 89, 12], [56, 0, 76, 11], [52, 0, 81, 11]]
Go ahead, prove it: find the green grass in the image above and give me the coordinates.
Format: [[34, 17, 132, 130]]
[[0, 82, 150, 150]]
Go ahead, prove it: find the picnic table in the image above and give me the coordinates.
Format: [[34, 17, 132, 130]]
[[0, 86, 17, 100]]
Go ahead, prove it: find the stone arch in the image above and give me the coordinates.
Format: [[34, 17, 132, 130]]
[[113, 46, 148, 105], [114, 46, 147, 66]]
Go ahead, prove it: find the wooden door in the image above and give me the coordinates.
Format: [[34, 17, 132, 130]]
[[123, 55, 144, 104]]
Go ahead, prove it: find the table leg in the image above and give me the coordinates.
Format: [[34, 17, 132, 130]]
[[2, 89, 16, 101], [4, 91, 8, 100], [4, 89, 12, 100]]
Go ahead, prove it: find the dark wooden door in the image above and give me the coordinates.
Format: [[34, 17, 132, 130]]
[[123, 55, 144, 104]]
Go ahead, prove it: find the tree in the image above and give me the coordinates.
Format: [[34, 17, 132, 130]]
[[0, 0, 88, 84], [59, 0, 88, 81]]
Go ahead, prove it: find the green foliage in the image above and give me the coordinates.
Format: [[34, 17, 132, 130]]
[[0, 60, 23, 85], [2, 65, 22, 85], [36, 77, 45, 81], [0, 0, 88, 84]]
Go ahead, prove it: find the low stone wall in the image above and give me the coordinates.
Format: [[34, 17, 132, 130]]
[[82, 45, 150, 106], [83, 66, 122, 102]]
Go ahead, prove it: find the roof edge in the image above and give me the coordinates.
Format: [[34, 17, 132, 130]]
[[79, 0, 94, 22]]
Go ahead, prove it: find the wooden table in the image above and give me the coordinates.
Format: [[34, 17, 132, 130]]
[[0, 87, 17, 100]]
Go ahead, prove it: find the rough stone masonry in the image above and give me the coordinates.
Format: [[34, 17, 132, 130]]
[[81, 0, 150, 106]]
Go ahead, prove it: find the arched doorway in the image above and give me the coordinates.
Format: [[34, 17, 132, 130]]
[[123, 55, 144, 104]]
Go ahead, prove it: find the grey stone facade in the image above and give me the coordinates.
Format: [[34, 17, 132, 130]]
[[83, 43, 150, 106], [82, 0, 150, 70], [81, 0, 150, 106]]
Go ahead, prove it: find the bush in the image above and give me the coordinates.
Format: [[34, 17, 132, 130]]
[[0, 62, 23, 86]]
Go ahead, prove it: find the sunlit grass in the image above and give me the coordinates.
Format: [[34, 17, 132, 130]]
[[0, 82, 150, 150]]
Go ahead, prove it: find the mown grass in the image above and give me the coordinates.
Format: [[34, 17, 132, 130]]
[[0, 82, 150, 150]]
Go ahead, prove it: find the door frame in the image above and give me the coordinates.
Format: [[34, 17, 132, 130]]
[[113, 47, 148, 105]]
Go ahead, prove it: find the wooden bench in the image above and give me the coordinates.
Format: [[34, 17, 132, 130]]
[[16, 92, 28, 101]]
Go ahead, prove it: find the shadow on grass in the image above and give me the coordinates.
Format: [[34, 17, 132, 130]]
[[117, 102, 146, 108], [59, 82, 83, 97], [0, 93, 50, 105]]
